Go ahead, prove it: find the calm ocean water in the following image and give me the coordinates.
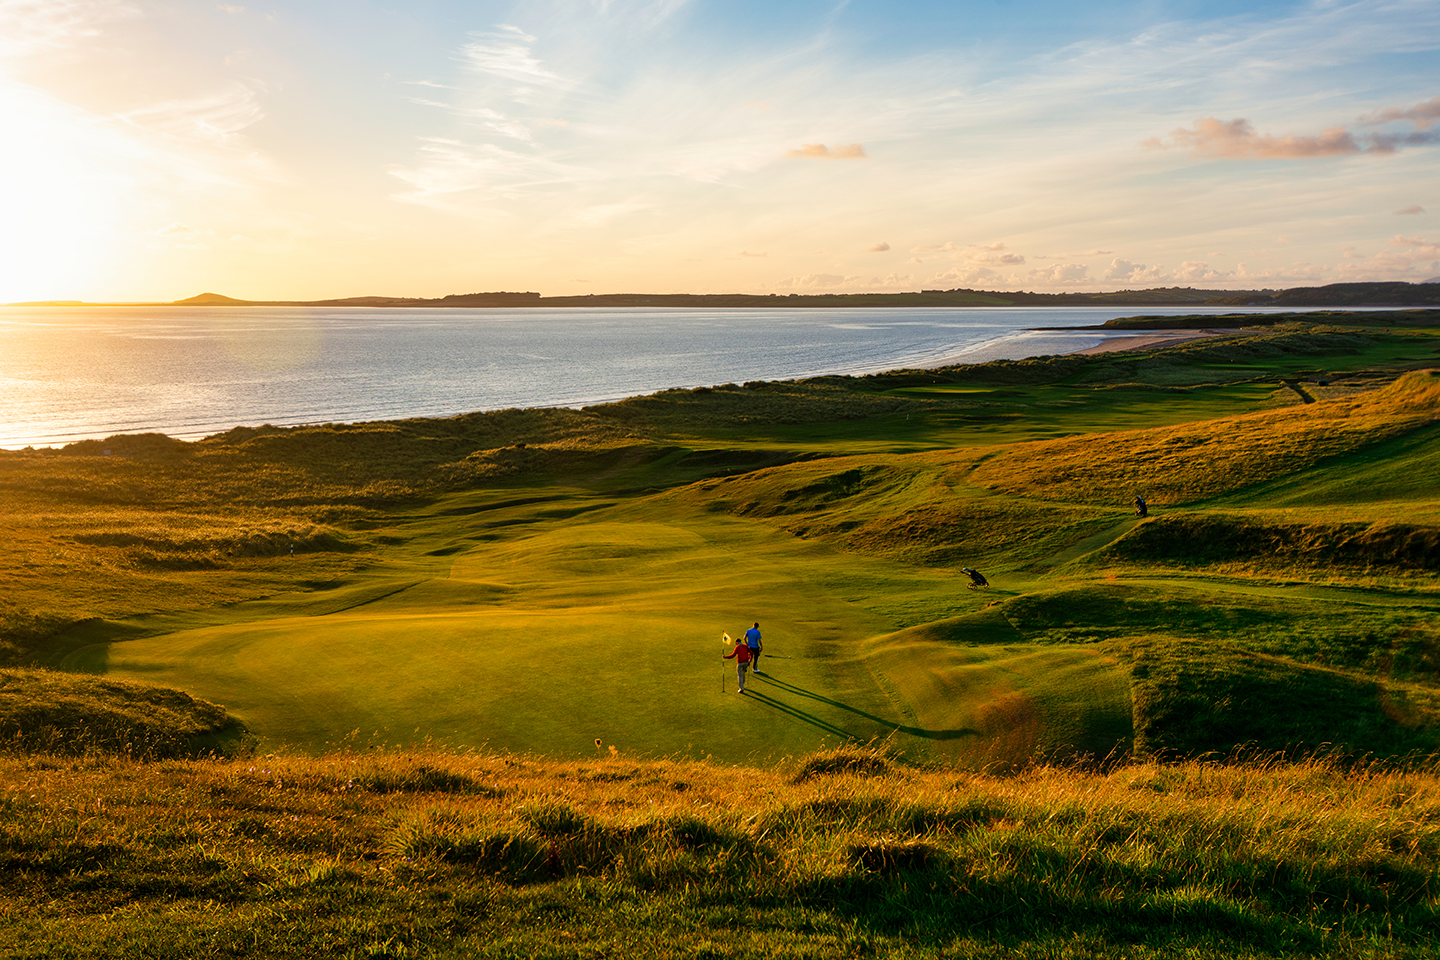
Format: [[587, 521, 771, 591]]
[[0, 304, 1320, 448]]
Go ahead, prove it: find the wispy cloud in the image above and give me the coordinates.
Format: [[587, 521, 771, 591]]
[[389, 137, 586, 206], [1152, 117, 1364, 159], [116, 83, 264, 146], [402, 96, 534, 141], [98, 83, 281, 190], [591, 0, 694, 28], [0, 0, 138, 59], [1395, 205, 1426, 216], [1362, 96, 1440, 129], [965, 243, 1024, 266], [458, 26, 575, 91], [785, 142, 866, 159], [1153, 95, 1440, 161], [867, 241, 889, 252], [146, 221, 212, 249]]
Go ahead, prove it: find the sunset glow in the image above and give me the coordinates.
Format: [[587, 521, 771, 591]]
[[0, 0, 1436, 302]]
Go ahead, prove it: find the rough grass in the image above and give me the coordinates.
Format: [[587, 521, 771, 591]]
[[1097, 512, 1440, 571], [1113, 635, 1440, 760], [967, 370, 1440, 507], [2, 746, 1438, 958], [0, 668, 253, 759]]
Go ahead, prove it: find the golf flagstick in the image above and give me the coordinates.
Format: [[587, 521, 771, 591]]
[[721, 633, 731, 693]]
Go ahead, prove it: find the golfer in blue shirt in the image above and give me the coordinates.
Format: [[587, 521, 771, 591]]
[[744, 622, 763, 673]]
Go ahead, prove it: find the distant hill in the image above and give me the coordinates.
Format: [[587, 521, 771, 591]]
[[156, 287, 1275, 309], [159, 282, 1440, 309], [1210, 282, 1440, 307], [173, 292, 253, 306], [11, 281, 1440, 309]]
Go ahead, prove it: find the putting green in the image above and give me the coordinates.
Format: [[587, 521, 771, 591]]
[[65, 506, 897, 761]]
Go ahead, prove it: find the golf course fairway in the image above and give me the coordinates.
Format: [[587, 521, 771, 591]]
[[63, 488, 1135, 764], [14, 313, 1440, 768]]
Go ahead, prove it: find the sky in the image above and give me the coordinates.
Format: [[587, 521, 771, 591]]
[[0, 0, 1437, 302]]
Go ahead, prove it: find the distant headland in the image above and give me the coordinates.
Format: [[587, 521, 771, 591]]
[[10, 280, 1440, 309]]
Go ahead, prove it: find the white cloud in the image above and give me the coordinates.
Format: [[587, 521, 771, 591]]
[[968, 251, 1025, 266], [930, 266, 1000, 286], [1104, 258, 1169, 283], [868, 241, 890, 252], [403, 98, 534, 141], [775, 272, 859, 288], [0, 0, 138, 60], [117, 83, 264, 147], [1391, 234, 1440, 259], [458, 27, 575, 91], [1026, 263, 1089, 283], [105, 83, 279, 189], [1173, 260, 1229, 282], [146, 221, 212, 249], [388, 137, 588, 207]]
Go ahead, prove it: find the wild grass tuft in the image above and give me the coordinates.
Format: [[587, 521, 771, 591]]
[[790, 744, 896, 782], [8, 746, 1438, 956]]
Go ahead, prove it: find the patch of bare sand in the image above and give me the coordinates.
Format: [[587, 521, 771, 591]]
[[1075, 329, 1236, 355]]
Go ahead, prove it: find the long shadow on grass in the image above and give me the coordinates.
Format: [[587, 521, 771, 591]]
[[750, 674, 978, 741], [743, 690, 858, 739]]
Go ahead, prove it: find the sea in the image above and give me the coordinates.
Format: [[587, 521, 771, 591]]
[[0, 304, 1331, 449]]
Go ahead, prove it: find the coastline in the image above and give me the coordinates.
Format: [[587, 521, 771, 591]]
[[1072, 328, 1234, 355], [915, 326, 1234, 370]]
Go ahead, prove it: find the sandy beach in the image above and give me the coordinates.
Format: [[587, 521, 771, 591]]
[[1074, 328, 1236, 355]]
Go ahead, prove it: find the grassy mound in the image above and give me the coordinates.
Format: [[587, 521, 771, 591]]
[[1099, 513, 1440, 571], [0, 668, 253, 759], [1117, 636, 1440, 760]]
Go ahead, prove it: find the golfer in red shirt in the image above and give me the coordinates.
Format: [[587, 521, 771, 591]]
[[723, 638, 753, 694]]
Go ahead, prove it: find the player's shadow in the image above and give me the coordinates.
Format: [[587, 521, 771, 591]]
[[747, 673, 978, 741]]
